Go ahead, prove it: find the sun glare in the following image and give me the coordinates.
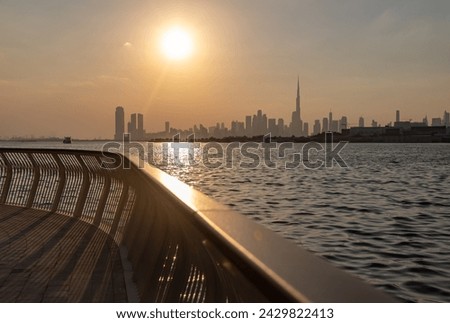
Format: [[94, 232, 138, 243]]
[[161, 27, 193, 60]]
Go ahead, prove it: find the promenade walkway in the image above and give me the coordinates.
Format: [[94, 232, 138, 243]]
[[0, 205, 127, 302]]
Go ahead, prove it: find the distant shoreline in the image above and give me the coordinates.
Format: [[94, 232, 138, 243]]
[[1, 135, 450, 144]]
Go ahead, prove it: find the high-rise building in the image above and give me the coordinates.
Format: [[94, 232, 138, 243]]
[[256, 110, 263, 134], [245, 116, 252, 136], [340, 116, 348, 131], [129, 113, 137, 138], [231, 121, 238, 136], [114, 106, 125, 141], [277, 118, 284, 136], [322, 117, 329, 132], [313, 120, 321, 135], [208, 126, 216, 136], [290, 77, 302, 136], [252, 109, 268, 135], [252, 114, 257, 135], [237, 122, 245, 136], [331, 120, 339, 133], [165, 121, 170, 134], [443, 110, 450, 126], [303, 122, 309, 136], [328, 111, 333, 131], [396, 110, 400, 123], [230, 121, 245, 136], [268, 118, 277, 135], [137, 113, 144, 139], [296, 77, 301, 120], [198, 124, 208, 138], [359, 116, 365, 128], [262, 113, 268, 133]]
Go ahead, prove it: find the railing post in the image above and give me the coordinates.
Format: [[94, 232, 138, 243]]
[[0, 152, 12, 205], [92, 156, 111, 227], [109, 183, 129, 241], [51, 153, 66, 213], [26, 153, 40, 208], [73, 154, 90, 219]]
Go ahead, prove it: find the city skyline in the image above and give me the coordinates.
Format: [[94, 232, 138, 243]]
[[1, 1, 450, 139], [114, 79, 450, 140]]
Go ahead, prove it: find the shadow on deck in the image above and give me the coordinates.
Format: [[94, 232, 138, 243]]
[[0, 205, 126, 302]]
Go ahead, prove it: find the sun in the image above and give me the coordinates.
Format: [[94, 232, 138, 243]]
[[160, 27, 194, 60]]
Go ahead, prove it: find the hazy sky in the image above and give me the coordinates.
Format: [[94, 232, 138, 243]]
[[1, 0, 449, 138]]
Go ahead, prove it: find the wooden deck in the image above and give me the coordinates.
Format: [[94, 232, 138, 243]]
[[0, 205, 127, 302]]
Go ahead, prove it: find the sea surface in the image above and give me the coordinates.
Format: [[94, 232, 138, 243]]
[[1, 141, 450, 302]]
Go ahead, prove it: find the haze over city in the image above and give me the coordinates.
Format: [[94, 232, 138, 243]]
[[1, 0, 449, 139]]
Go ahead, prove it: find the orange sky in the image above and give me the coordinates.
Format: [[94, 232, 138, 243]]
[[1, 0, 449, 139]]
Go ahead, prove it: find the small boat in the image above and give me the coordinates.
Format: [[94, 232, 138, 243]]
[[63, 136, 72, 144]]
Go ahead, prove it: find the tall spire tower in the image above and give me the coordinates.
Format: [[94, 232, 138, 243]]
[[296, 76, 301, 119], [290, 76, 302, 136]]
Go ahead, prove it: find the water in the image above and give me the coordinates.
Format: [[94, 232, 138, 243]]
[[1, 141, 450, 302]]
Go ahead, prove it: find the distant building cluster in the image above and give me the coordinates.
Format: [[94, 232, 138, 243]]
[[114, 107, 145, 141], [114, 80, 450, 141], [348, 110, 450, 137]]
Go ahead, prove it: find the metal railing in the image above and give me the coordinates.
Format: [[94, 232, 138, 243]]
[[0, 149, 135, 244], [0, 148, 395, 302]]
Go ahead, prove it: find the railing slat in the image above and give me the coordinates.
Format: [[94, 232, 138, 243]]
[[93, 156, 111, 227], [51, 153, 66, 213], [26, 153, 40, 208], [0, 152, 12, 204], [109, 183, 128, 241], [73, 154, 90, 219]]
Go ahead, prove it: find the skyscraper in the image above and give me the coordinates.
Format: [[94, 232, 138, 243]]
[[137, 113, 144, 139], [322, 117, 329, 132], [278, 118, 284, 136], [262, 113, 268, 133], [290, 77, 302, 136], [165, 121, 170, 134], [313, 120, 321, 135], [114, 106, 125, 141], [396, 110, 400, 123], [129, 113, 137, 138], [340, 116, 348, 131], [443, 110, 450, 126], [268, 118, 277, 135], [331, 120, 339, 133], [252, 109, 268, 135], [245, 116, 252, 136], [328, 110, 333, 131], [303, 122, 309, 136], [296, 77, 301, 120]]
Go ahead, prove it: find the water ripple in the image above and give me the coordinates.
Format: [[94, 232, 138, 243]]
[[154, 143, 450, 302]]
